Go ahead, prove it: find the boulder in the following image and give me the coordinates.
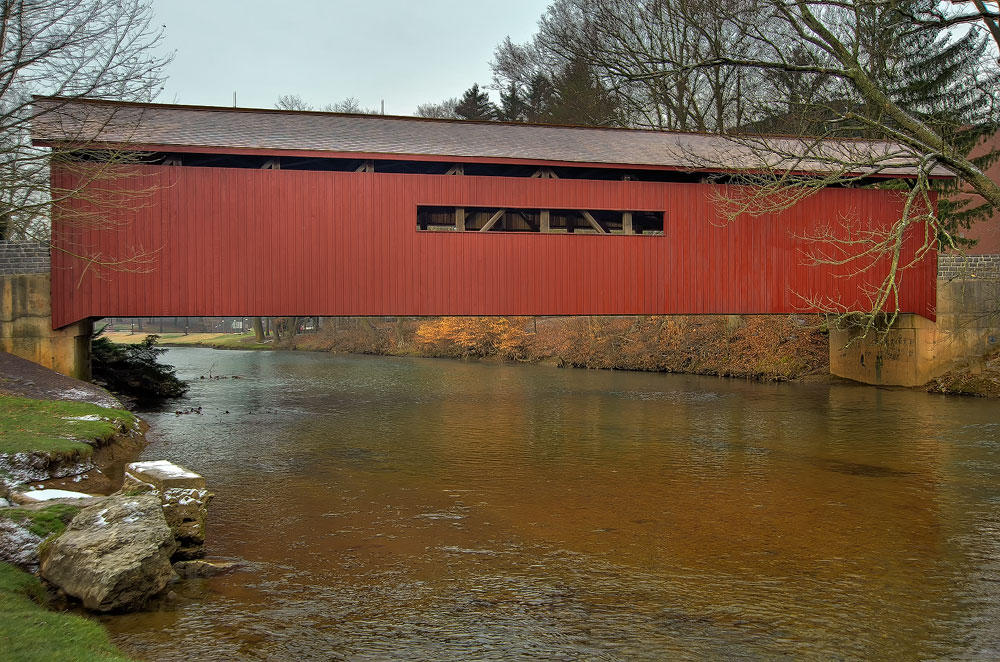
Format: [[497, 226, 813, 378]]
[[40, 494, 177, 612], [122, 460, 211, 560]]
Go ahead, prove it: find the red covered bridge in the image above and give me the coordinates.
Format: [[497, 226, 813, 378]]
[[32, 97, 938, 329]]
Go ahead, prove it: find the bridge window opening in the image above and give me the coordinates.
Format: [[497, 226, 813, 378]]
[[417, 206, 663, 235]]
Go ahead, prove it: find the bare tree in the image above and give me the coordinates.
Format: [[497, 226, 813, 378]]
[[414, 97, 460, 119], [502, 0, 1000, 335], [493, 0, 761, 131], [680, 1, 1000, 334], [3, 0, 171, 263], [274, 94, 311, 111], [276, 94, 379, 114]]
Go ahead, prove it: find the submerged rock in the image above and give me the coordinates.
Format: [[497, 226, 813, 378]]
[[39, 494, 177, 612], [173, 558, 244, 579]]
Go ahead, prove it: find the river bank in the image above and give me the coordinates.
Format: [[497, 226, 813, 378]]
[[105, 314, 832, 382], [0, 352, 146, 661], [107, 313, 1000, 396]]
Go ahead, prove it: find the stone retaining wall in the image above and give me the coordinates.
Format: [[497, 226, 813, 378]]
[[938, 253, 1000, 280], [0, 241, 50, 276]]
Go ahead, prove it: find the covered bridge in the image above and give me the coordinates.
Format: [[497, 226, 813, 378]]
[[31, 97, 938, 329]]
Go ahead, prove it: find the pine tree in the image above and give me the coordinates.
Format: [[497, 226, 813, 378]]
[[454, 84, 499, 121], [523, 74, 556, 123], [876, 4, 1000, 247], [546, 57, 623, 127], [498, 82, 525, 122]]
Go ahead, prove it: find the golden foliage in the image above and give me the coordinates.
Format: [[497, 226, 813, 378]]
[[284, 314, 829, 381]]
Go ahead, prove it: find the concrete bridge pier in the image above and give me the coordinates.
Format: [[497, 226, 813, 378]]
[[0, 243, 92, 381], [829, 276, 1000, 387]]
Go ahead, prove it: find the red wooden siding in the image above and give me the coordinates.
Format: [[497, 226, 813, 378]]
[[49, 165, 937, 328]]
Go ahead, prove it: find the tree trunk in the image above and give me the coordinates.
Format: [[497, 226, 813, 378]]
[[252, 317, 265, 343]]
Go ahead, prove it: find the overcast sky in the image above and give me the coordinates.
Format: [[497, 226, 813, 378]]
[[151, 0, 551, 115]]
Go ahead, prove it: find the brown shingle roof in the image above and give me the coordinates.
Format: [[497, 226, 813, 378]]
[[31, 96, 947, 177]]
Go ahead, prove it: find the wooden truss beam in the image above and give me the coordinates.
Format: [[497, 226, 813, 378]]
[[581, 211, 607, 234], [479, 209, 505, 232], [530, 167, 558, 179], [455, 207, 466, 231], [444, 164, 464, 175], [355, 160, 375, 173]]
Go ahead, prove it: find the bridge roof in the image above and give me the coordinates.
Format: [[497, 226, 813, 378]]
[[31, 96, 947, 177]]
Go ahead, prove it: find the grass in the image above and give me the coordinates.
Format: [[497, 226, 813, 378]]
[[0, 562, 134, 661], [102, 331, 270, 350], [0, 504, 81, 538], [0, 395, 137, 457]]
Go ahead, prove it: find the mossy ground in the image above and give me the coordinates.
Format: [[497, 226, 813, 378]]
[[0, 504, 80, 538], [0, 562, 134, 661], [0, 395, 137, 457]]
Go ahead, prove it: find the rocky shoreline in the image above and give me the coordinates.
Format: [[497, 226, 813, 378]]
[[0, 351, 232, 660]]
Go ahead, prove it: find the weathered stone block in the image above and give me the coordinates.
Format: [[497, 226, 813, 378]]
[[124, 460, 206, 491], [122, 460, 211, 560]]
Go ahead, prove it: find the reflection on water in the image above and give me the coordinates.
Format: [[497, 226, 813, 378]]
[[103, 348, 1000, 660]]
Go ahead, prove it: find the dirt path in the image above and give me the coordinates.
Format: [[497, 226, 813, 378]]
[[0, 352, 121, 408]]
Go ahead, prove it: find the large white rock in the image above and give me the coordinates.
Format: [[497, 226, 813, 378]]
[[40, 494, 177, 612]]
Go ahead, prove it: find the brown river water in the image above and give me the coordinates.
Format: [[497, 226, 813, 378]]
[[102, 347, 1000, 660]]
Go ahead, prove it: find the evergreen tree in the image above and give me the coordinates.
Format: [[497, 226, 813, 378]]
[[454, 84, 499, 121], [871, 3, 999, 247], [498, 82, 525, 122], [546, 57, 623, 127], [523, 73, 557, 123]]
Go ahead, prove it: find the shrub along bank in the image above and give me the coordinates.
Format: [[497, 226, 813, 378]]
[[296, 314, 831, 382]]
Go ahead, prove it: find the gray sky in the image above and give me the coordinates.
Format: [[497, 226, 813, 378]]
[[152, 0, 551, 115]]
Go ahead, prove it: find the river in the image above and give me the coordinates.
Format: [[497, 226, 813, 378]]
[[102, 347, 1000, 660]]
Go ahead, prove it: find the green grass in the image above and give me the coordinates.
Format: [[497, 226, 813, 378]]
[[0, 395, 137, 457], [103, 331, 271, 350], [0, 562, 134, 661], [0, 504, 81, 538]]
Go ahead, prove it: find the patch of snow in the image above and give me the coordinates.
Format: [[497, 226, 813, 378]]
[[18, 488, 93, 502], [92, 508, 109, 528], [54, 387, 119, 407], [0, 453, 94, 489], [129, 460, 200, 480], [0, 519, 42, 567], [61, 414, 104, 422], [163, 487, 208, 506]]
